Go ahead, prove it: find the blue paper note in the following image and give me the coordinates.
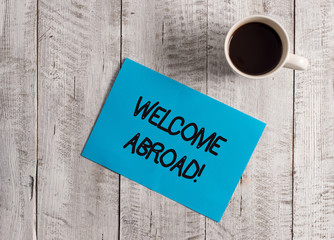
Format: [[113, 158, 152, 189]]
[[82, 58, 266, 222]]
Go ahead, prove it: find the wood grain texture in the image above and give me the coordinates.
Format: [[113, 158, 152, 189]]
[[206, 0, 294, 239], [0, 0, 37, 239], [293, 0, 334, 239], [120, 0, 207, 239], [2, 0, 334, 238], [37, 0, 121, 239]]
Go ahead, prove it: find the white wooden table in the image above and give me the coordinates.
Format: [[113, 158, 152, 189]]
[[1, 0, 333, 239]]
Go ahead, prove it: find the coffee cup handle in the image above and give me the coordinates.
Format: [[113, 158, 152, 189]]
[[284, 53, 309, 71]]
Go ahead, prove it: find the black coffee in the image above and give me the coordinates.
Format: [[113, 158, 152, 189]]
[[228, 22, 282, 75]]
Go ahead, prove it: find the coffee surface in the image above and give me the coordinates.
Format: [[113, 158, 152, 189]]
[[228, 22, 283, 75]]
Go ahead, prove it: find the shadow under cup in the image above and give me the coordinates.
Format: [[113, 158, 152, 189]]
[[225, 16, 289, 78]]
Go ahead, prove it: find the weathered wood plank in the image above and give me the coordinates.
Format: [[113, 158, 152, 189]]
[[0, 0, 37, 239], [37, 0, 121, 239], [206, 0, 294, 239], [293, 0, 334, 239], [120, 0, 207, 239]]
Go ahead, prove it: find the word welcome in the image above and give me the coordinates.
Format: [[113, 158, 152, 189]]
[[133, 96, 227, 156]]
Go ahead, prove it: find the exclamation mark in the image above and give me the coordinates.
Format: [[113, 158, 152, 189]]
[[193, 164, 206, 182]]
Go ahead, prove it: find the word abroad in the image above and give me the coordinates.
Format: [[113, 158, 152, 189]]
[[123, 133, 206, 182], [134, 96, 228, 156]]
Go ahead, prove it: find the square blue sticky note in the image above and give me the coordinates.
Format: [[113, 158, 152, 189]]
[[82, 58, 266, 222]]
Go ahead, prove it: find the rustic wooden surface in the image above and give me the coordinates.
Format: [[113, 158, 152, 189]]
[[0, 0, 333, 239], [0, 0, 37, 239]]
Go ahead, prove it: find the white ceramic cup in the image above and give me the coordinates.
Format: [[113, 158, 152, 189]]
[[224, 15, 308, 79]]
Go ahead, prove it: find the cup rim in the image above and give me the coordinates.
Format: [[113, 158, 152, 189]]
[[224, 15, 290, 79]]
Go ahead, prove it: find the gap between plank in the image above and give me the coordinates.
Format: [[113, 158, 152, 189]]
[[35, 0, 39, 239], [205, 0, 209, 97], [291, 0, 296, 239]]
